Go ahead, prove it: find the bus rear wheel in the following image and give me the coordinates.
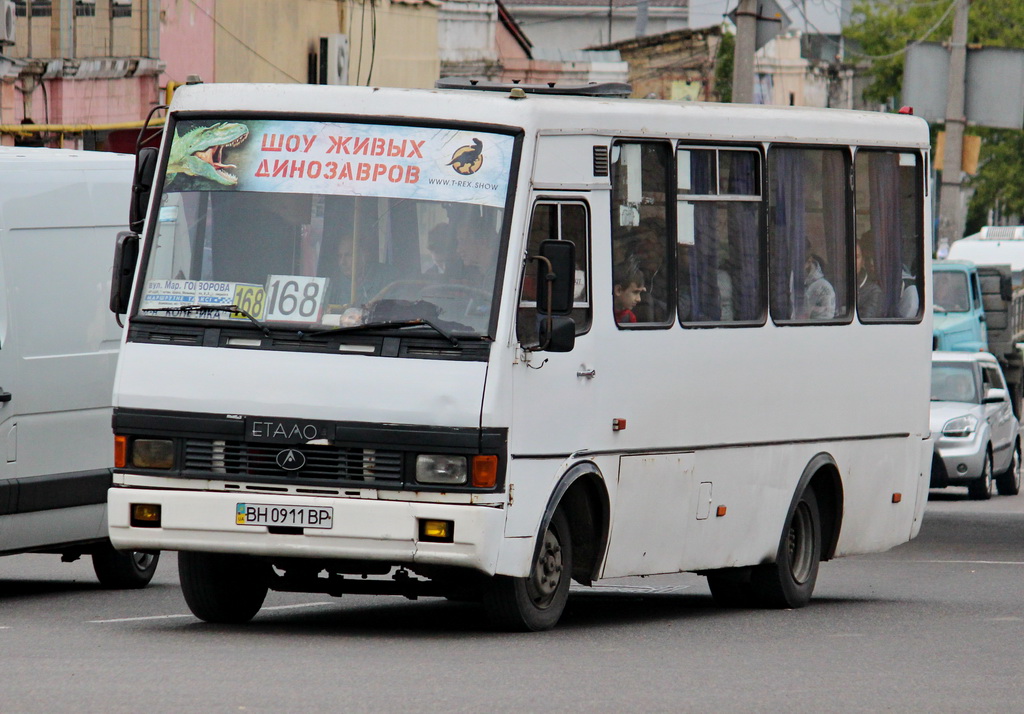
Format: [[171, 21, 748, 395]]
[[482, 509, 572, 632], [749, 488, 821, 609], [178, 551, 270, 624]]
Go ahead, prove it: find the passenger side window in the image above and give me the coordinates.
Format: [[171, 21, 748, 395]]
[[677, 147, 763, 324], [768, 147, 851, 323], [517, 201, 591, 345], [983, 366, 1007, 397], [610, 142, 672, 326], [854, 150, 924, 321]]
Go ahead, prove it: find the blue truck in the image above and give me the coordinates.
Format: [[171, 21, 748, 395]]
[[933, 259, 1024, 412]]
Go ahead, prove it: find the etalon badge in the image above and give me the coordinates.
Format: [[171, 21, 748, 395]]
[[275, 448, 306, 471]]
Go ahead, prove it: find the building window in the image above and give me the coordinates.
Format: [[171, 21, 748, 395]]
[[112, 0, 132, 18], [75, 0, 96, 18], [13, 1, 53, 18]]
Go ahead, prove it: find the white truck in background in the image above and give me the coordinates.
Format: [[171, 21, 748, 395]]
[[0, 147, 159, 587]]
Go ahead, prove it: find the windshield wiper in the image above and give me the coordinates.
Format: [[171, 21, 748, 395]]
[[142, 304, 272, 337], [304, 318, 460, 346]]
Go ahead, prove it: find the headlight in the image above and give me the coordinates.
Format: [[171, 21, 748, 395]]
[[131, 439, 176, 469], [416, 455, 468, 485], [942, 415, 978, 437]]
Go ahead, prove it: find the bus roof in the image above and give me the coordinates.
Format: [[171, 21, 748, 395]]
[[168, 83, 931, 150]]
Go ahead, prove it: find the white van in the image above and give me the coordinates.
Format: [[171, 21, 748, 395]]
[[948, 226, 1024, 286], [0, 147, 159, 587]]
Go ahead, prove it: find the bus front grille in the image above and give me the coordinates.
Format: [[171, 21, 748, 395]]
[[183, 439, 404, 483]]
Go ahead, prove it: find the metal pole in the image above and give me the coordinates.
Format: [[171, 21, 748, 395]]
[[732, 0, 757, 103], [936, 0, 970, 258]]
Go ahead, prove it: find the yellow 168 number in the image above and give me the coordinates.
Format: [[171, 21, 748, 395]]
[[231, 284, 266, 320]]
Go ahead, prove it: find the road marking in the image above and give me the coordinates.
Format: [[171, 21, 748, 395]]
[[89, 601, 333, 624], [911, 559, 1024, 566]]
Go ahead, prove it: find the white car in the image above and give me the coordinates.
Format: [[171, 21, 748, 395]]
[[930, 351, 1022, 499]]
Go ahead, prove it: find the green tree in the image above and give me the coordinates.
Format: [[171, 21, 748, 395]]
[[845, 0, 1024, 229]]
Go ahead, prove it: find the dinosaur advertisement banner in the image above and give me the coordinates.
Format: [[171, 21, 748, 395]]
[[165, 119, 515, 208]]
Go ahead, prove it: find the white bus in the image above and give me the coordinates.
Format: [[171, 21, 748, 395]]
[[107, 80, 933, 630]]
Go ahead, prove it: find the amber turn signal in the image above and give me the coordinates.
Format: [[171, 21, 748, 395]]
[[471, 455, 499, 488]]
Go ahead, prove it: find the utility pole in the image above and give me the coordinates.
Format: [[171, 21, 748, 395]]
[[732, 0, 757, 103], [936, 0, 970, 258]]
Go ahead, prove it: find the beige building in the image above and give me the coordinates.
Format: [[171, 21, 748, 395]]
[[161, 0, 440, 90]]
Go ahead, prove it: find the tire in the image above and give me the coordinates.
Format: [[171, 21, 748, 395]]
[[748, 488, 821, 609], [178, 551, 270, 624], [968, 451, 995, 500], [91, 542, 160, 589], [996, 444, 1022, 496], [482, 509, 572, 632]]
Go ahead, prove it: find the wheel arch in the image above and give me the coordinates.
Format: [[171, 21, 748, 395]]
[[792, 452, 844, 562], [540, 460, 610, 586]]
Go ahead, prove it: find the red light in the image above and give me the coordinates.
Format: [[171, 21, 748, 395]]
[[612, 418, 626, 431], [898, 106, 914, 115]]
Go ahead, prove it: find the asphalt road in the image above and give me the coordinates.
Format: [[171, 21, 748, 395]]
[[2, 489, 1022, 713]]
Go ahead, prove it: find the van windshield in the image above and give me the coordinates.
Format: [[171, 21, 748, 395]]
[[137, 118, 515, 337], [933, 270, 970, 313]]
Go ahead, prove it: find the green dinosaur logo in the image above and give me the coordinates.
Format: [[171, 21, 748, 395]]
[[168, 122, 250, 186]]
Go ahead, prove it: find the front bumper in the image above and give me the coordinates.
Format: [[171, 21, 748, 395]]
[[108, 485, 506, 575], [931, 432, 988, 487]]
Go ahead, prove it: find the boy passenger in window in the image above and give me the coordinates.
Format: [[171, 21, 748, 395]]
[[804, 254, 836, 320], [613, 263, 646, 325]]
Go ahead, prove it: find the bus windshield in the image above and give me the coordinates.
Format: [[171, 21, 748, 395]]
[[137, 118, 515, 337]]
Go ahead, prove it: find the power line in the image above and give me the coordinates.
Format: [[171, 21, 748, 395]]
[[847, 0, 957, 61], [184, 0, 306, 83]]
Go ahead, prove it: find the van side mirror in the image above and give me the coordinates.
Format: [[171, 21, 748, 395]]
[[129, 146, 158, 233], [110, 231, 140, 315], [984, 387, 1008, 404], [532, 240, 576, 352]]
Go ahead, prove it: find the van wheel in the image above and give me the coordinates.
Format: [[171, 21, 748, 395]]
[[91, 542, 160, 589], [178, 552, 269, 624], [748, 488, 821, 608], [482, 509, 572, 631], [968, 452, 994, 500], [996, 445, 1021, 496]]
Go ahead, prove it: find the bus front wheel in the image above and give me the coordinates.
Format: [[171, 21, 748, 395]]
[[749, 488, 821, 608], [178, 551, 270, 624], [482, 509, 572, 631]]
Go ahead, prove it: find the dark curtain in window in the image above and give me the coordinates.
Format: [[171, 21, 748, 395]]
[[770, 149, 806, 319], [690, 154, 719, 320], [726, 152, 760, 321], [821, 151, 847, 313], [868, 152, 902, 316]]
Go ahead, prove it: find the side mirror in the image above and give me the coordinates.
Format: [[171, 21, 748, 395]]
[[538, 315, 575, 353], [536, 240, 575, 316], [531, 240, 576, 352], [110, 231, 140, 315], [984, 387, 1008, 404], [129, 146, 159, 233]]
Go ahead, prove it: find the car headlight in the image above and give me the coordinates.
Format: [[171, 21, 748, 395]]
[[416, 455, 468, 485], [942, 415, 978, 437]]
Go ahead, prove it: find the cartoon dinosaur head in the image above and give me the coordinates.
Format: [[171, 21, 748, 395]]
[[168, 122, 250, 186]]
